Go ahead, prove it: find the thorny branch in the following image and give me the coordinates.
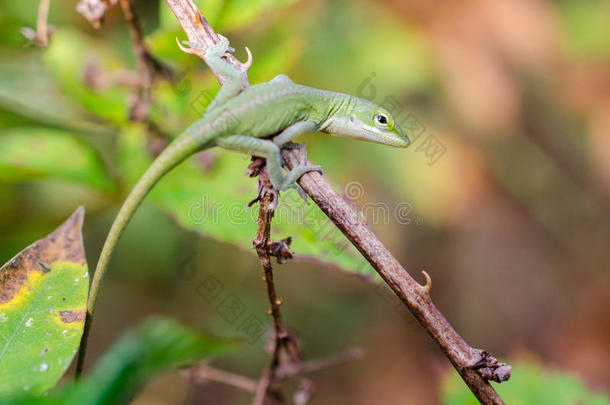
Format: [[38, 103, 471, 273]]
[[281, 149, 511, 403], [166, 1, 511, 404], [249, 163, 301, 405]]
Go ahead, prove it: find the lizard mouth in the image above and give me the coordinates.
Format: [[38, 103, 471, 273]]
[[359, 127, 409, 147]]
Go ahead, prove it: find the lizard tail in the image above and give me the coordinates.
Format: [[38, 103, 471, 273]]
[[77, 121, 218, 377], [88, 126, 217, 313]]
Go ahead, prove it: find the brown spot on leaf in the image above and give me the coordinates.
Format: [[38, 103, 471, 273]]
[[59, 309, 86, 323], [0, 207, 86, 304]]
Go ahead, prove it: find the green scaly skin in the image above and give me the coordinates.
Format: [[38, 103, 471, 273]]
[[77, 35, 410, 374]]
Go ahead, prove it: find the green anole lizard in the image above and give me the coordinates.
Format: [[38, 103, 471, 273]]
[[84, 34, 410, 346]]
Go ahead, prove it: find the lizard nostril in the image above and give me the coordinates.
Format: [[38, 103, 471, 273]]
[[349, 116, 356, 123]]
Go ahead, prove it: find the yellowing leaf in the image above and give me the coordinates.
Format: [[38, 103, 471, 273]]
[[0, 208, 89, 398]]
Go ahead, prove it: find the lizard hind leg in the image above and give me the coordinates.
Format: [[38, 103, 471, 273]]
[[216, 135, 322, 192]]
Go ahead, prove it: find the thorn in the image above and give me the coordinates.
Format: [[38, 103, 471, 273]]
[[421, 270, 432, 295], [267, 309, 272, 315], [175, 37, 189, 52], [175, 37, 205, 58], [275, 298, 283, 306], [243, 46, 253, 70]]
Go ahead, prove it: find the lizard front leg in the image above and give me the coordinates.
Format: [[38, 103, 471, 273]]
[[273, 121, 317, 147], [203, 35, 244, 113], [180, 34, 245, 114], [217, 135, 322, 192]]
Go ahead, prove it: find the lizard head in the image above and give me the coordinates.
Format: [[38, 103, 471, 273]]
[[323, 97, 411, 148]]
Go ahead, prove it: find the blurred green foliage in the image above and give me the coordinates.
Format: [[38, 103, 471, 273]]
[[558, 0, 610, 60], [1, 318, 235, 405], [159, 0, 298, 33], [0, 128, 112, 190]]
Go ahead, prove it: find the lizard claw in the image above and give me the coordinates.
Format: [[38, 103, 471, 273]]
[[207, 34, 234, 59], [275, 142, 322, 200], [279, 164, 322, 191], [176, 34, 250, 73], [291, 183, 310, 205]]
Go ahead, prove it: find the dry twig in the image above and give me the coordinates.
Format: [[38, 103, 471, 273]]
[[118, 0, 173, 123], [186, 348, 363, 393], [21, 0, 53, 47]]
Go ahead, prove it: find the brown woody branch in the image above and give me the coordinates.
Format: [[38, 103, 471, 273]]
[[281, 149, 510, 403], [251, 169, 285, 405], [164, 0, 510, 404], [250, 165, 302, 405]]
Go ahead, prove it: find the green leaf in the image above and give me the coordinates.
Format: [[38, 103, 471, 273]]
[[0, 318, 236, 405], [442, 357, 610, 405], [0, 208, 88, 398], [119, 126, 373, 277], [0, 128, 114, 191]]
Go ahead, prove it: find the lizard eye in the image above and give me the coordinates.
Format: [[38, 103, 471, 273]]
[[375, 113, 389, 127]]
